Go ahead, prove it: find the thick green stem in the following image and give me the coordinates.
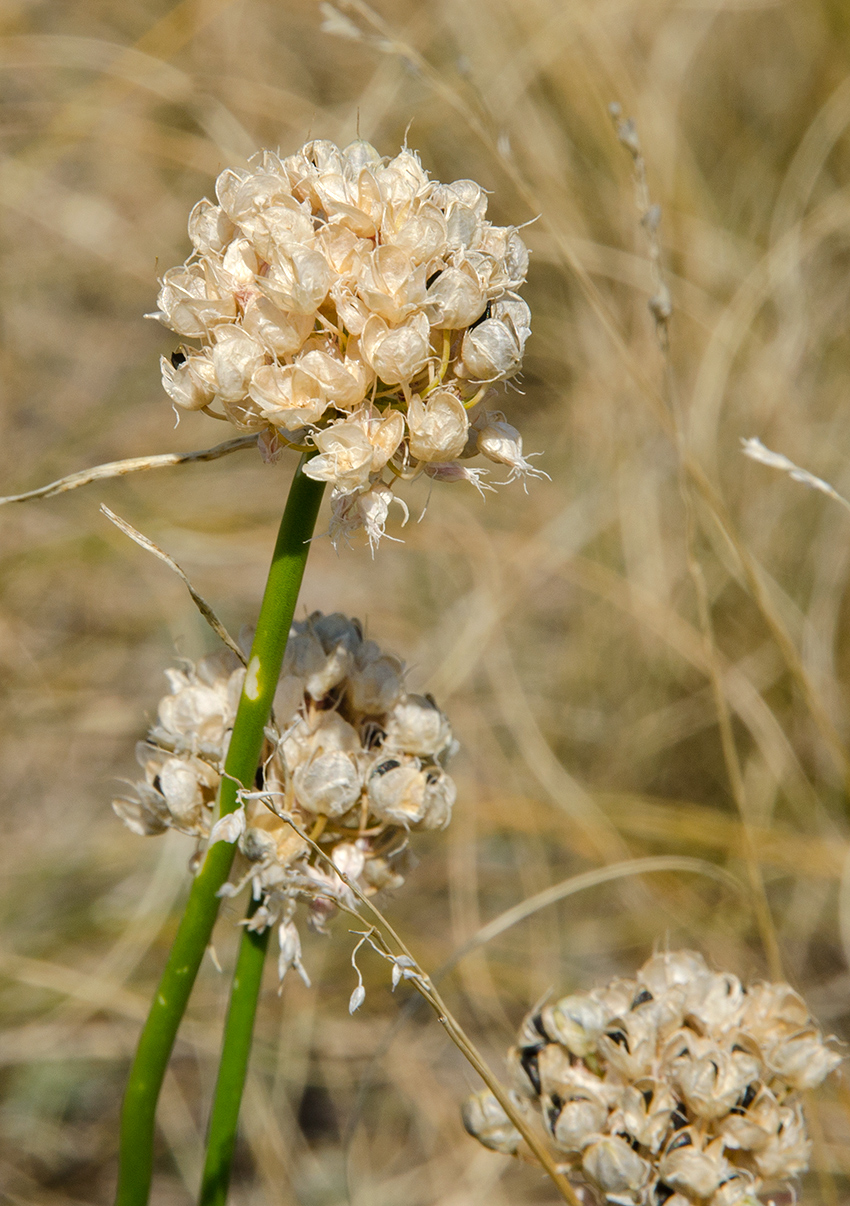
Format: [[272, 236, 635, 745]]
[[115, 456, 325, 1206], [199, 898, 271, 1206]]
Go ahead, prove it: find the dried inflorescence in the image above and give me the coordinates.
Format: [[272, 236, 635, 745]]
[[462, 950, 841, 1206], [151, 139, 541, 551], [113, 612, 457, 980]]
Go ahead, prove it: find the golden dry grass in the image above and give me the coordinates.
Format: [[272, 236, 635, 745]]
[[3, 0, 850, 1201]]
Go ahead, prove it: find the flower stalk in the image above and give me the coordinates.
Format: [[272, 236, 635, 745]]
[[115, 454, 325, 1206], [199, 898, 272, 1206]]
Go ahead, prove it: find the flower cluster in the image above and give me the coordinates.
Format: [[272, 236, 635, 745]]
[[462, 950, 841, 1206], [152, 139, 542, 551], [113, 612, 457, 981]]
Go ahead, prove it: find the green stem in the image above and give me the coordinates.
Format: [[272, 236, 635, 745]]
[[199, 898, 271, 1206], [115, 455, 325, 1206]]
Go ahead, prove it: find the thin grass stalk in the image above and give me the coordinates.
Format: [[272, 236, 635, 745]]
[[199, 897, 271, 1206], [115, 454, 325, 1206]]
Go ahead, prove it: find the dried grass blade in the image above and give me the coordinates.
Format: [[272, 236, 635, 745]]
[[0, 434, 257, 507], [100, 505, 246, 666]]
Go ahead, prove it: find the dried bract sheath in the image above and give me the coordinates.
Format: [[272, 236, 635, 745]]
[[113, 613, 457, 979], [151, 140, 542, 551], [462, 950, 841, 1206]]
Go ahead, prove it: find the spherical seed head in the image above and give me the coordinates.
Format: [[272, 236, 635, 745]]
[[151, 140, 542, 551], [113, 613, 458, 979], [462, 950, 842, 1206]]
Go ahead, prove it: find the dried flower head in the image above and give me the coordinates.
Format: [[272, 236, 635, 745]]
[[151, 140, 541, 550], [462, 950, 841, 1206], [113, 613, 458, 979]]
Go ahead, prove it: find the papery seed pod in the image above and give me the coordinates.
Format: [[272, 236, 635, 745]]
[[671, 1046, 761, 1121], [347, 650, 404, 714], [160, 352, 217, 411], [542, 994, 609, 1057], [546, 1093, 608, 1153], [406, 391, 470, 463], [753, 1103, 811, 1178], [739, 982, 810, 1040], [612, 1084, 676, 1154], [582, 1135, 650, 1199], [418, 767, 456, 830], [684, 971, 744, 1033], [719, 1086, 779, 1151], [249, 363, 330, 431], [658, 1131, 730, 1200], [458, 298, 531, 382], [475, 414, 548, 483], [112, 787, 171, 836], [763, 1026, 842, 1090], [292, 750, 363, 818], [461, 1091, 522, 1155], [598, 1012, 657, 1079], [303, 421, 375, 493], [385, 694, 453, 758], [188, 198, 236, 254], [709, 1172, 760, 1206], [366, 757, 427, 826]]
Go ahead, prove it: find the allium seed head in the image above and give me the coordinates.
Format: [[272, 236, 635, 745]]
[[151, 140, 540, 550], [462, 950, 841, 1206], [113, 613, 458, 980]]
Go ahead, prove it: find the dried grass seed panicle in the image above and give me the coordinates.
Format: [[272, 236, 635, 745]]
[[151, 140, 539, 550], [463, 950, 841, 1206], [112, 612, 458, 979]]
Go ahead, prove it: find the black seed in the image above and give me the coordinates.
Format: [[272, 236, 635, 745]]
[[152, 775, 162, 794], [606, 1027, 630, 1051], [670, 1106, 688, 1130], [654, 1184, 675, 1204], [374, 760, 401, 777], [254, 765, 264, 790], [519, 1044, 544, 1094], [641, 1088, 654, 1108], [632, 989, 654, 1007], [738, 1083, 758, 1111], [170, 350, 187, 368], [425, 768, 441, 785], [667, 1132, 692, 1152], [618, 1131, 641, 1151], [469, 300, 493, 329], [426, 270, 442, 289], [531, 1013, 549, 1040]]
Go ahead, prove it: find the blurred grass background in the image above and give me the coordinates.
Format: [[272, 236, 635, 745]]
[[4, 0, 850, 1201]]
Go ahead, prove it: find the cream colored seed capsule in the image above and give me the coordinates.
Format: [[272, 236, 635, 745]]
[[582, 1135, 650, 1198], [385, 694, 453, 758], [461, 1091, 522, 1156], [406, 392, 469, 463]]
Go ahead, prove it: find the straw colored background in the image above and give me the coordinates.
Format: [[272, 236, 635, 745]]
[[3, 0, 850, 1201]]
